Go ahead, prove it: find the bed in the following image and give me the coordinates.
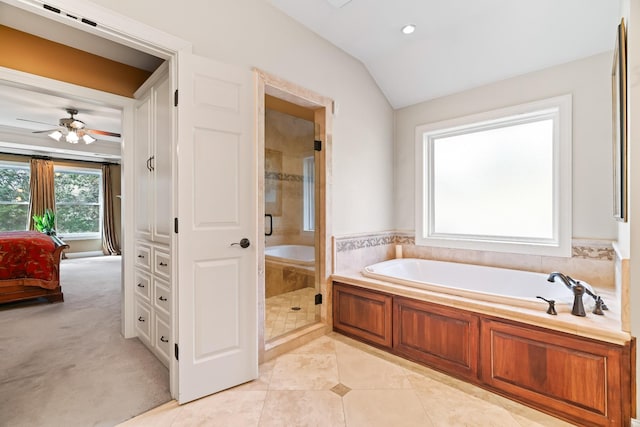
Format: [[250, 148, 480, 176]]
[[0, 231, 69, 304]]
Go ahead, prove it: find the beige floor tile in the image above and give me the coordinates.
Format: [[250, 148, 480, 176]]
[[170, 390, 266, 427], [258, 390, 345, 427], [232, 360, 276, 391], [288, 335, 336, 354], [269, 353, 339, 390], [342, 389, 433, 427], [118, 401, 181, 427], [335, 340, 412, 390]]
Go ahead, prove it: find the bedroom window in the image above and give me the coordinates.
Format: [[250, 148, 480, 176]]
[[54, 167, 102, 239], [0, 162, 31, 231], [415, 95, 572, 257]]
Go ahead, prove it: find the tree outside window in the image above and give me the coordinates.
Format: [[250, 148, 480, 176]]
[[54, 168, 102, 236], [0, 163, 31, 231]]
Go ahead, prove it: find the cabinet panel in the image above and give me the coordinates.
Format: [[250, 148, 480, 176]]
[[155, 314, 171, 366], [154, 248, 171, 281], [480, 319, 628, 426], [134, 299, 152, 345], [152, 76, 172, 244], [393, 297, 479, 381], [134, 94, 152, 238], [134, 271, 151, 301], [153, 278, 171, 317], [333, 282, 392, 348], [134, 243, 151, 270]]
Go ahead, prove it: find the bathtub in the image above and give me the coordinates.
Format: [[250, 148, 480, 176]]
[[265, 245, 315, 267], [362, 258, 594, 310]]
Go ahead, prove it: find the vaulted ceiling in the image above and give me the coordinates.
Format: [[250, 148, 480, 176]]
[[268, 0, 621, 108]]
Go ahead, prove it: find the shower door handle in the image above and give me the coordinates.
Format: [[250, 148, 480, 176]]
[[265, 214, 273, 236], [231, 238, 251, 249]]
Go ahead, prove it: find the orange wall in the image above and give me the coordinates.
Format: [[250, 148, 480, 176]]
[[0, 25, 151, 98]]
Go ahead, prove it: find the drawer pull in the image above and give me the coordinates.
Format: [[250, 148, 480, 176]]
[[138, 316, 145, 322], [159, 262, 168, 267], [137, 254, 145, 259], [137, 283, 145, 288], [158, 296, 167, 302], [160, 336, 169, 343]]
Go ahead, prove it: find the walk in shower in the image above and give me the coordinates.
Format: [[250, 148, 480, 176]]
[[264, 105, 320, 342]]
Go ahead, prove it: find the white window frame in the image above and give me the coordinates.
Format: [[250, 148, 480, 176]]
[[303, 155, 315, 232], [415, 94, 572, 257], [54, 166, 103, 240], [0, 161, 31, 231]]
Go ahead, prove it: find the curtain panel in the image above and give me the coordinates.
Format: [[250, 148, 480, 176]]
[[27, 158, 55, 230], [101, 164, 121, 255]]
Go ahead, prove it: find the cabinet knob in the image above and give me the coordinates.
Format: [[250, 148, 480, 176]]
[[137, 254, 145, 259], [137, 283, 145, 288], [159, 262, 168, 267], [138, 316, 145, 322], [160, 336, 168, 343], [159, 296, 167, 301]]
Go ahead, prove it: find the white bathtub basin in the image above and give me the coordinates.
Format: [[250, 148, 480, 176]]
[[265, 245, 315, 266]]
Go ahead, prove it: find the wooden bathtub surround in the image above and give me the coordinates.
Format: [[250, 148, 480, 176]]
[[333, 281, 634, 427]]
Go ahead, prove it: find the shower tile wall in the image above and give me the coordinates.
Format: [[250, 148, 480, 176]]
[[265, 109, 315, 247]]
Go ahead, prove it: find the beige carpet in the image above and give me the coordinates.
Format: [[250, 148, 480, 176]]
[[0, 256, 171, 427]]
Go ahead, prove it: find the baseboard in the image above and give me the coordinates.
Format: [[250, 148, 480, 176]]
[[64, 251, 104, 259], [632, 418, 640, 427]]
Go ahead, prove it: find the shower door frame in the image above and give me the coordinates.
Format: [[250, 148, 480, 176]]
[[255, 69, 333, 361]]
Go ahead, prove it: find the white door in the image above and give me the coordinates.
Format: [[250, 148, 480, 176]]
[[176, 52, 257, 404]]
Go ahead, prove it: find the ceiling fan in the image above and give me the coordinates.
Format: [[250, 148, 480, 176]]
[[18, 108, 121, 144]]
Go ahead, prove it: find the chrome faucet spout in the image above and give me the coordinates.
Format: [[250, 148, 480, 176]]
[[547, 272, 572, 290]]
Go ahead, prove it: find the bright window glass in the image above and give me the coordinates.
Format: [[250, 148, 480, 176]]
[[54, 167, 102, 238], [0, 162, 31, 231], [416, 95, 572, 256]]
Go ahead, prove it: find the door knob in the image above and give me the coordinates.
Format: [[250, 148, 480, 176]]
[[231, 238, 251, 249]]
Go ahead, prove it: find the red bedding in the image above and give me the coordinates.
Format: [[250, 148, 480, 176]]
[[0, 231, 59, 289]]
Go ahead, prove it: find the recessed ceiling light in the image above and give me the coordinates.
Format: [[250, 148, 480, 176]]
[[401, 24, 416, 35]]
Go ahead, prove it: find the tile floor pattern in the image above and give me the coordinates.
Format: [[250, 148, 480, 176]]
[[120, 333, 573, 427], [265, 287, 319, 341]]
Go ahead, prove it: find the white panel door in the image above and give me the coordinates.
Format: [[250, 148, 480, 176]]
[[176, 52, 257, 404]]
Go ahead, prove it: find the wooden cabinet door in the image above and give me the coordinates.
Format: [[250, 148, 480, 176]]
[[480, 319, 630, 427], [333, 282, 392, 348], [393, 297, 479, 381]]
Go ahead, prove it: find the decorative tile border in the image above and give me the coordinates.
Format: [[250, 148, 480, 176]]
[[335, 231, 613, 260]]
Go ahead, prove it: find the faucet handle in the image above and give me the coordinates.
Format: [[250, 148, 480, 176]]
[[536, 296, 557, 315], [593, 297, 605, 315]]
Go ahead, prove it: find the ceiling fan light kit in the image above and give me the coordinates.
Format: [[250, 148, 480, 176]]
[[21, 108, 120, 145]]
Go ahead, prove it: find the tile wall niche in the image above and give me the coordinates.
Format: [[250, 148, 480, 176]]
[[265, 109, 315, 247], [333, 231, 615, 289]]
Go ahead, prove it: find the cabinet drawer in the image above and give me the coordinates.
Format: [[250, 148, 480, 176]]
[[135, 244, 151, 270], [134, 271, 151, 301], [155, 314, 171, 365], [154, 249, 171, 280], [153, 279, 171, 317], [134, 299, 152, 344]]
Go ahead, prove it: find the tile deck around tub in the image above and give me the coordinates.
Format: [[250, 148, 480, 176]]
[[119, 333, 572, 427]]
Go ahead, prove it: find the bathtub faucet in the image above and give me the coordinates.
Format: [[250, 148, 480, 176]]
[[547, 272, 586, 317]]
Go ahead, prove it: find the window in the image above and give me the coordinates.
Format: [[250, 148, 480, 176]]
[[415, 95, 572, 256], [54, 167, 102, 238], [0, 162, 31, 231], [303, 156, 315, 232]]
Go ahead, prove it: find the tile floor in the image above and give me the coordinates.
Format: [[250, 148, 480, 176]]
[[265, 287, 319, 341], [120, 333, 572, 427]]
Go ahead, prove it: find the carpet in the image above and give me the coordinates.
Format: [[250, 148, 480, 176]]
[[0, 256, 171, 427]]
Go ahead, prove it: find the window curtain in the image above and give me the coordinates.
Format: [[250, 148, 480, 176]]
[[27, 158, 55, 230], [101, 164, 121, 255]]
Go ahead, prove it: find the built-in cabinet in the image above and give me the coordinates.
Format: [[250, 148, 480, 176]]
[[133, 69, 173, 368], [333, 282, 632, 427]]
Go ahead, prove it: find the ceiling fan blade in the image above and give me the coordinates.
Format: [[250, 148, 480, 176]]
[[32, 128, 60, 134], [17, 118, 58, 127], [86, 129, 122, 138]]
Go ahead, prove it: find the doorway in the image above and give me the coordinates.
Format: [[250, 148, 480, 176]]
[[256, 70, 333, 359]]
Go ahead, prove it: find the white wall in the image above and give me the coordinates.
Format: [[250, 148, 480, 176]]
[[394, 52, 616, 241], [89, 0, 395, 236]]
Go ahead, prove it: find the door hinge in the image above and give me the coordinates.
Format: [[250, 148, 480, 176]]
[[175, 343, 179, 360], [174, 218, 179, 234], [314, 140, 322, 151], [315, 293, 322, 305], [174, 89, 179, 107]]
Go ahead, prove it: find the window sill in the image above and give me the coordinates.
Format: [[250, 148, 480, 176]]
[[57, 234, 101, 241]]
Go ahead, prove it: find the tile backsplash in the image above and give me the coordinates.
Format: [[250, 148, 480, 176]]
[[334, 231, 614, 289]]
